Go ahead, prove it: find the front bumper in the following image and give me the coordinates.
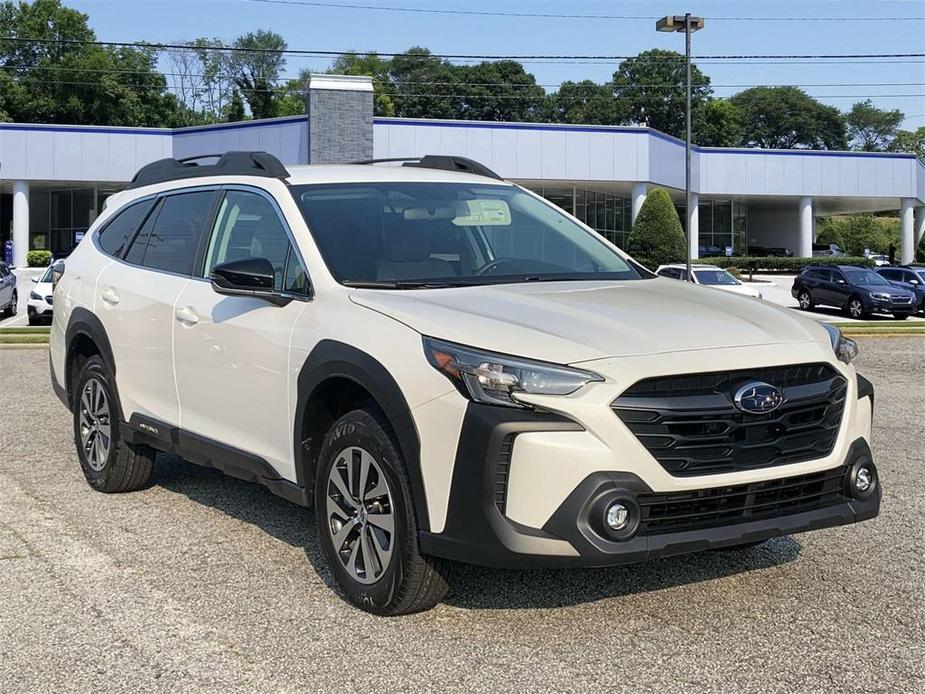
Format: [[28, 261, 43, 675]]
[[868, 297, 914, 315], [420, 403, 880, 569], [27, 299, 52, 317]]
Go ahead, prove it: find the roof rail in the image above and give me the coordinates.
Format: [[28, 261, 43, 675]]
[[352, 155, 503, 181], [127, 151, 290, 189]]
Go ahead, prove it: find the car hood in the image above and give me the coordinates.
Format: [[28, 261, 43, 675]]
[[862, 283, 912, 296], [350, 278, 823, 364]]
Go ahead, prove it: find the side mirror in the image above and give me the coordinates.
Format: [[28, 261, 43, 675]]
[[210, 258, 290, 306], [31, 277, 38, 284]]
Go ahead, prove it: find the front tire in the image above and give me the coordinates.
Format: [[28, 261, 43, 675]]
[[2, 290, 16, 318], [846, 296, 868, 320], [314, 408, 450, 615], [73, 355, 156, 492], [893, 313, 910, 320]]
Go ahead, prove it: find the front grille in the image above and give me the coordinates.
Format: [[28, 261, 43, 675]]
[[613, 363, 847, 476], [890, 295, 912, 304], [637, 468, 847, 535], [494, 434, 515, 514]]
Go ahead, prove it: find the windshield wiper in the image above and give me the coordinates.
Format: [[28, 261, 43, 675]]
[[342, 280, 472, 289]]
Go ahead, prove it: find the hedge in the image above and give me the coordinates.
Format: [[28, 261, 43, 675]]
[[26, 250, 52, 267], [700, 256, 875, 272]]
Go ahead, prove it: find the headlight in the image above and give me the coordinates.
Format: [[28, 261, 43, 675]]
[[870, 292, 891, 300], [822, 323, 859, 364], [29, 291, 41, 301], [423, 337, 603, 408]]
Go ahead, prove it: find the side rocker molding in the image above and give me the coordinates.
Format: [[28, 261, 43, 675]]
[[293, 340, 429, 530]]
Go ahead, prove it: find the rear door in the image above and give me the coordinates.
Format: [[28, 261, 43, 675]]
[[95, 189, 218, 425], [172, 187, 311, 480]]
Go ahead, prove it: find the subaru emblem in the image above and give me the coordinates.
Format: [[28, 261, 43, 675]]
[[733, 381, 784, 415]]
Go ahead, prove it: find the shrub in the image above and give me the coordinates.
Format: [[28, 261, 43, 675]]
[[26, 250, 52, 267], [700, 256, 874, 273], [726, 266, 742, 279], [625, 187, 687, 270]]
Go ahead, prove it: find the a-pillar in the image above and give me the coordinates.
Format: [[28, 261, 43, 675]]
[[630, 182, 647, 225], [900, 198, 915, 264], [798, 196, 813, 258], [687, 193, 699, 260], [12, 180, 30, 269]]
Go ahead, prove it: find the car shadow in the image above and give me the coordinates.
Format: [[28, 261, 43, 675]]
[[152, 455, 803, 611]]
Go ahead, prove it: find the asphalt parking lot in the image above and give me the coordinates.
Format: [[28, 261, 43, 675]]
[[1, 342, 923, 693]]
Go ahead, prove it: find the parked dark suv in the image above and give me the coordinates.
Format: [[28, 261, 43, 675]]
[[875, 266, 925, 313], [792, 265, 916, 319]]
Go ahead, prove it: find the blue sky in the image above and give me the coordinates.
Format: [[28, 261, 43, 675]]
[[70, 0, 925, 128]]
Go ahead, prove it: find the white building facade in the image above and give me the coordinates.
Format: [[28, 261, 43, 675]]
[[2, 75, 924, 267]]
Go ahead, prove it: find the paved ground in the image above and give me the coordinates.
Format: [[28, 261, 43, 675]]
[[0, 342, 923, 693]]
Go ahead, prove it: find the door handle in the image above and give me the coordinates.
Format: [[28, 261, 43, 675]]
[[100, 288, 120, 305], [175, 306, 199, 325]]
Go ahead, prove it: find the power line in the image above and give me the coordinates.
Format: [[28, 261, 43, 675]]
[[2, 36, 923, 62], [240, 0, 925, 22]]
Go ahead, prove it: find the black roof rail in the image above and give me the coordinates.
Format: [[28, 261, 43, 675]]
[[128, 151, 290, 189], [351, 155, 503, 181]]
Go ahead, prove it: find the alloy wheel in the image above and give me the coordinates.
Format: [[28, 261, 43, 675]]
[[79, 377, 112, 471], [798, 291, 811, 310], [326, 446, 395, 585], [849, 299, 863, 319]]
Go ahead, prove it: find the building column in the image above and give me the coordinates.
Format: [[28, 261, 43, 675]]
[[900, 198, 915, 264], [305, 74, 374, 164], [798, 196, 813, 258], [630, 182, 647, 225], [12, 180, 30, 269], [914, 205, 925, 249], [687, 193, 700, 260]]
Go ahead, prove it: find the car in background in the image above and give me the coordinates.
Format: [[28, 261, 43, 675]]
[[0, 261, 17, 319], [876, 265, 925, 313], [656, 263, 763, 299], [792, 265, 916, 319], [27, 265, 55, 325], [867, 254, 891, 267], [750, 246, 794, 257], [697, 244, 724, 257], [812, 243, 846, 257]]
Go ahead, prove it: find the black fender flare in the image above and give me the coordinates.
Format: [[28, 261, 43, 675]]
[[64, 307, 117, 399], [293, 340, 429, 530]]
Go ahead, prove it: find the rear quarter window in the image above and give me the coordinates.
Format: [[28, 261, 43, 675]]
[[97, 199, 156, 258]]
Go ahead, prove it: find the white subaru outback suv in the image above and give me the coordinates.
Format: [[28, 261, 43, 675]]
[[50, 152, 880, 615]]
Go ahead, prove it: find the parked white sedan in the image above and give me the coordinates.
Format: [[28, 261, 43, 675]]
[[656, 263, 763, 299], [27, 265, 54, 325]]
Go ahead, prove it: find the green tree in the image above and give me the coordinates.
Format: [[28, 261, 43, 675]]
[[454, 60, 545, 122], [230, 30, 286, 119], [330, 52, 396, 116], [730, 86, 847, 150], [693, 98, 742, 147], [224, 89, 246, 122], [889, 127, 925, 159], [610, 49, 712, 138], [816, 214, 900, 255], [0, 0, 188, 126], [846, 99, 904, 151], [544, 80, 619, 125], [389, 47, 461, 119], [625, 188, 687, 269]]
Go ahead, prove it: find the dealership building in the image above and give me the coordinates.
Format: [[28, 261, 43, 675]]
[[1, 74, 924, 268]]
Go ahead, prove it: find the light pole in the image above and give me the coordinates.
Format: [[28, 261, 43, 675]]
[[657, 14, 704, 282]]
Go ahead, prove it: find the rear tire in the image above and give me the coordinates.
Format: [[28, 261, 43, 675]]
[[314, 408, 450, 615], [797, 290, 814, 311], [72, 355, 156, 493]]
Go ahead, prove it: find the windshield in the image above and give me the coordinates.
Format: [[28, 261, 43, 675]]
[[694, 269, 739, 286], [39, 266, 54, 283], [845, 269, 889, 286], [291, 182, 643, 287]]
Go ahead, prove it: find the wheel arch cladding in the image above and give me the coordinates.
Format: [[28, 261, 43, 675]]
[[65, 308, 117, 403], [294, 340, 429, 530]]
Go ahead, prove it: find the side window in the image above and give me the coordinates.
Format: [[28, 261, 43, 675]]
[[204, 190, 301, 293], [283, 247, 310, 295], [140, 191, 215, 275], [831, 270, 846, 284], [97, 199, 155, 258]]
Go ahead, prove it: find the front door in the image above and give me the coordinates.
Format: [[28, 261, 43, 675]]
[[172, 188, 311, 480]]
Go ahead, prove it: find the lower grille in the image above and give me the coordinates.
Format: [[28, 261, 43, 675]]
[[613, 363, 848, 476], [494, 434, 515, 514], [637, 468, 847, 536]]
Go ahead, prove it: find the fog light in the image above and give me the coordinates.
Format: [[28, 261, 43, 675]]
[[605, 502, 629, 531], [855, 466, 873, 493]]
